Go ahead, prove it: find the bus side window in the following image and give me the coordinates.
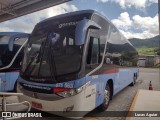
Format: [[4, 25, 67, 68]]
[[87, 37, 100, 65]]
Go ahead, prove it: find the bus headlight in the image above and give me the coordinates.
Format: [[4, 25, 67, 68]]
[[54, 85, 84, 98], [59, 89, 77, 98], [76, 85, 84, 93]]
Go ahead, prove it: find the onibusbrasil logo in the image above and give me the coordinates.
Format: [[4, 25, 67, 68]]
[[2, 112, 42, 118]]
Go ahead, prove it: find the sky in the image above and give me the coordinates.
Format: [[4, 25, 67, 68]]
[[0, 0, 158, 39]]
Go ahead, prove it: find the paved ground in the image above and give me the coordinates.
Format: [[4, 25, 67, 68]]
[[0, 68, 160, 120], [97, 68, 160, 120]]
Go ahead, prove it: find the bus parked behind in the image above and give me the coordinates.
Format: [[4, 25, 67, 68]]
[[0, 32, 29, 92]]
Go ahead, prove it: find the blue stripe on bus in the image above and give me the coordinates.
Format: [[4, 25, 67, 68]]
[[18, 77, 86, 88]]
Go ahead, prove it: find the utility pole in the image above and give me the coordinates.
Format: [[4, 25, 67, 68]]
[[159, 0, 160, 35], [158, 0, 160, 82]]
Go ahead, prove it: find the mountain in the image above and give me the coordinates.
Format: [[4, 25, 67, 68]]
[[129, 35, 160, 48], [129, 35, 160, 55]]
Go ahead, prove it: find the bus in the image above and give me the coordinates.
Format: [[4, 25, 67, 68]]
[[17, 10, 138, 117], [0, 32, 29, 92]]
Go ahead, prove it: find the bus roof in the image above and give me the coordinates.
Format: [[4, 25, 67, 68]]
[[36, 10, 115, 34], [0, 32, 29, 36], [38, 10, 97, 24]]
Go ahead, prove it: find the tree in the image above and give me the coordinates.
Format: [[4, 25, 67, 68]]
[[154, 48, 160, 55]]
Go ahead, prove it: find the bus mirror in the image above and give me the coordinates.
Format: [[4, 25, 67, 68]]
[[8, 33, 29, 51], [75, 19, 101, 45]]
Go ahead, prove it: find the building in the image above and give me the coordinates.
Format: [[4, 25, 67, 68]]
[[138, 55, 160, 67]]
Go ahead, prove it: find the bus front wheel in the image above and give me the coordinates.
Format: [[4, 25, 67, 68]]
[[13, 81, 17, 92], [98, 84, 110, 111]]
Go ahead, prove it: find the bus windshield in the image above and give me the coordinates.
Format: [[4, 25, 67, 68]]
[[21, 27, 83, 82], [0, 35, 27, 69]]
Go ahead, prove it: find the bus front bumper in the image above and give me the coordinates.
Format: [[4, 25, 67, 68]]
[[17, 87, 89, 117]]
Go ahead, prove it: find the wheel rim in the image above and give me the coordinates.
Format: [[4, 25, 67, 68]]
[[104, 89, 110, 104], [133, 76, 136, 84]]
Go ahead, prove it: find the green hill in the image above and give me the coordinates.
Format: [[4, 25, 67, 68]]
[[129, 35, 160, 55]]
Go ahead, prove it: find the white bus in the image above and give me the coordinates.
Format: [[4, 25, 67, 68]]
[[17, 10, 138, 117], [0, 32, 29, 92]]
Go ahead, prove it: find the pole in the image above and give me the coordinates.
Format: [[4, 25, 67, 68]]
[[159, 0, 160, 35], [158, 0, 160, 80], [2, 96, 7, 120]]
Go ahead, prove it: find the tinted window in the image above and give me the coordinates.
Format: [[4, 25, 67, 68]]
[[0, 36, 9, 67], [87, 37, 100, 64], [91, 38, 100, 64], [0, 36, 27, 70], [22, 28, 82, 82], [106, 27, 138, 66]]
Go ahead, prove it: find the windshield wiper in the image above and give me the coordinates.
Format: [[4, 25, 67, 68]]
[[36, 33, 57, 83], [22, 52, 39, 76], [48, 42, 57, 83], [48, 34, 58, 83], [23, 37, 46, 77]]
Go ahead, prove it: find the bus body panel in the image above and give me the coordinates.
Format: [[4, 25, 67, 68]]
[[85, 75, 100, 107], [17, 90, 96, 117], [17, 81, 97, 115], [0, 72, 19, 92], [0, 73, 5, 91], [5, 72, 19, 91], [113, 68, 138, 95]]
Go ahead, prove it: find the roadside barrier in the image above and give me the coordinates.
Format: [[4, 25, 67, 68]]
[[0, 92, 31, 120]]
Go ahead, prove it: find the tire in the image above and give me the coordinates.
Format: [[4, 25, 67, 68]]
[[98, 84, 110, 111], [13, 81, 17, 92], [130, 76, 136, 86]]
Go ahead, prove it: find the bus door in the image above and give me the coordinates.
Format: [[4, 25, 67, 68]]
[[85, 30, 102, 108]]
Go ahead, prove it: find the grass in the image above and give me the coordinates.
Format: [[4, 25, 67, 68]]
[[137, 47, 156, 55], [138, 66, 160, 69]]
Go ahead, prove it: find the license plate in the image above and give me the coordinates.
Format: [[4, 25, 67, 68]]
[[32, 101, 42, 109]]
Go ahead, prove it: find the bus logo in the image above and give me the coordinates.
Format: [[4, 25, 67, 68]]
[[2, 112, 11, 117], [59, 21, 78, 29]]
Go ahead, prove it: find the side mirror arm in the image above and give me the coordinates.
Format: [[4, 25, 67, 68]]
[[8, 33, 29, 51]]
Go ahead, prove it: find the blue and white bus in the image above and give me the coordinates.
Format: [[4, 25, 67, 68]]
[[17, 10, 138, 116], [0, 32, 29, 92]]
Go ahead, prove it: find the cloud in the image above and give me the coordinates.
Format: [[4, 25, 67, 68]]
[[97, 0, 109, 2], [97, 0, 158, 9], [112, 12, 158, 39], [0, 26, 14, 32], [111, 12, 132, 31], [114, 0, 147, 9], [0, 3, 78, 33], [132, 14, 158, 34], [120, 30, 157, 39]]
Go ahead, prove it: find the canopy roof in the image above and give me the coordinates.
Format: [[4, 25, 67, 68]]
[[0, 0, 71, 23]]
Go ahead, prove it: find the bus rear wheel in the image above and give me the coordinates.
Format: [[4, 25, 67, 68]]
[[98, 84, 110, 111], [130, 76, 136, 86]]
